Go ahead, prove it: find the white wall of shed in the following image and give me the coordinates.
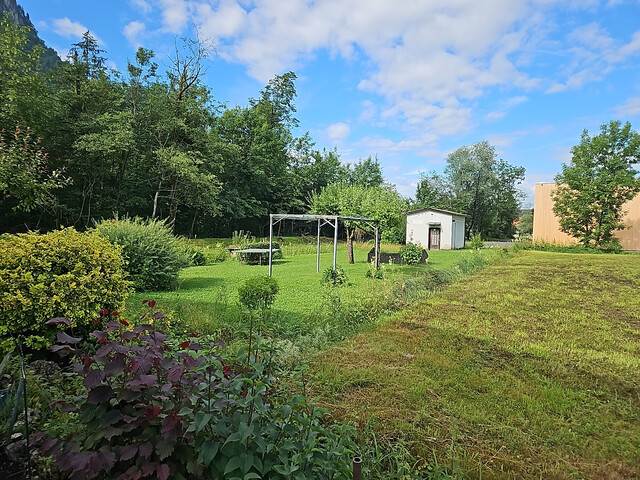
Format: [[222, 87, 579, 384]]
[[406, 210, 453, 249], [451, 215, 466, 249]]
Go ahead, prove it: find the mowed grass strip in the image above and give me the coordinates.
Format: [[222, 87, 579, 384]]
[[312, 250, 640, 479]]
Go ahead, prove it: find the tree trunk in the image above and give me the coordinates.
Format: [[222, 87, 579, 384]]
[[168, 178, 179, 229], [152, 184, 161, 219], [346, 226, 354, 264], [189, 207, 198, 238]]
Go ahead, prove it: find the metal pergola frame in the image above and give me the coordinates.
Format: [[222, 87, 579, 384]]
[[268, 214, 379, 276]]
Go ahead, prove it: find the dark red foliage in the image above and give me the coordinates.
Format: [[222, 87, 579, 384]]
[[38, 314, 230, 480]]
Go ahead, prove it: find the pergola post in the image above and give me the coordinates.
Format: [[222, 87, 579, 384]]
[[374, 225, 379, 269], [332, 216, 338, 270], [316, 219, 321, 272], [268, 214, 273, 277]]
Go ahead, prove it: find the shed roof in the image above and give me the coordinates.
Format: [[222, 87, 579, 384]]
[[406, 206, 469, 218]]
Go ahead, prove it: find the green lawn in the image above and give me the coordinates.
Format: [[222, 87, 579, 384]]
[[312, 250, 640, 479], [126, 240, 472, 341]]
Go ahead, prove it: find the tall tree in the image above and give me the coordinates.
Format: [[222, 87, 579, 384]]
[[552, 120, 640, 249], [415, 142, 525, 239], [0, 13, 50, 134], [415, 171, 453, 210], [310, 183, 407, 263], [341, 156, 384, 187], [0, 125, 69, 215]]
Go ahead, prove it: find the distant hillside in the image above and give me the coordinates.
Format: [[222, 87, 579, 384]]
[[0, 0, 60, 70]]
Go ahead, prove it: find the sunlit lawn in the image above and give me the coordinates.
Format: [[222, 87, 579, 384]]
[[312, 251, 640, 479], [126, 239, 471, 337]]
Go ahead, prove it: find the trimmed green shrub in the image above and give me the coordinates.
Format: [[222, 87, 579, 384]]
[[238, 276, 280, 310], [399, 242, 423, 265], [94, 217, 190, 291], [0, 228, 130, 350], [321, 265, 348, 286], [469, 233, 484, 249]]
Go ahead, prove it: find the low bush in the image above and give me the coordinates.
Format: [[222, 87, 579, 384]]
[[0, 228, 130, 351], [37, 308, 357, 480], [179, 242, 207, 266], [238, 276, 280, 310], [203, 245, 230, 263], [399, 243, 423, 265], [469, 233, 484, 250], [321, 265, 348, 287], [94, 217, 190, 291]]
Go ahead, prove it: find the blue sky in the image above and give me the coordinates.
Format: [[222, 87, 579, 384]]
[[20, 0, 640, 205]]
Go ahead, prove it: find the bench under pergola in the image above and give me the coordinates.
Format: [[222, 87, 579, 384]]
[[268, 214, 380, 276]]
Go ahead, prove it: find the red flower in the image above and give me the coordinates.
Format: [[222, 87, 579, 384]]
[[180, 341, 191, 349], [111, 311, 120, 317], [148, 300, 156, 308], [119, 319, 130, 327], [189, 333, 197, 338]]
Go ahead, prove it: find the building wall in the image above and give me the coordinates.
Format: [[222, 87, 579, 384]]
[[533, 183, 640, 250], [406, 210, 466, 250]]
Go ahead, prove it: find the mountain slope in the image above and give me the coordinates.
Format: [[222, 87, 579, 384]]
[[0, 0, 60, 70]]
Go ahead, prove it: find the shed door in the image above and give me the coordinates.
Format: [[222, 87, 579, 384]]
[[429, 228, 441, 250]]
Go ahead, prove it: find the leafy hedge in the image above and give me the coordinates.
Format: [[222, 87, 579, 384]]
[[94, 217, 190, 291], [0, 228, 130, 350]]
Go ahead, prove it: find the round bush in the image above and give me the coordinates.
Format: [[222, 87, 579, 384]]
[[94, 217, 190, 291], [237, 276, 279, 310], [399, 242, 423, 265], [0, 227, 130, 350], [321, 265, 348, 286]]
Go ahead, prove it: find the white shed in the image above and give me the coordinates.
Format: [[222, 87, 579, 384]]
[[406, 207, 467, 250]]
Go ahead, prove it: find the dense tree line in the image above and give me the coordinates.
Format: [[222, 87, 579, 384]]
[[0, 15, 388, 237]]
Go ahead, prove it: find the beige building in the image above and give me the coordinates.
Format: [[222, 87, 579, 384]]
[[533, 182, 640, 250]]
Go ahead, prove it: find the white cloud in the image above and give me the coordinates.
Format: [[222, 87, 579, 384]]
[[123, 21, 146, 48], [52, 17, 95, 40], [174, 0, 546, 138], [130, 0, 152, 14], [615, 97, 640, 117], [546, 23, 640, 94], [485, 111, 507, 122], [326, 122, 351, 142], [153, 0, 639, 160], [159, 0, 190, 33], [196, 0, 247, 38]]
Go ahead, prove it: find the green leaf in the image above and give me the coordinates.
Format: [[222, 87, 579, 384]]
[[224, 456, 242, 475], [195, 412, 213, 433], [198, 438, 219, 467]]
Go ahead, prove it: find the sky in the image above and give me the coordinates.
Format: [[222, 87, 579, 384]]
[[20, 0, 640, 206]]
